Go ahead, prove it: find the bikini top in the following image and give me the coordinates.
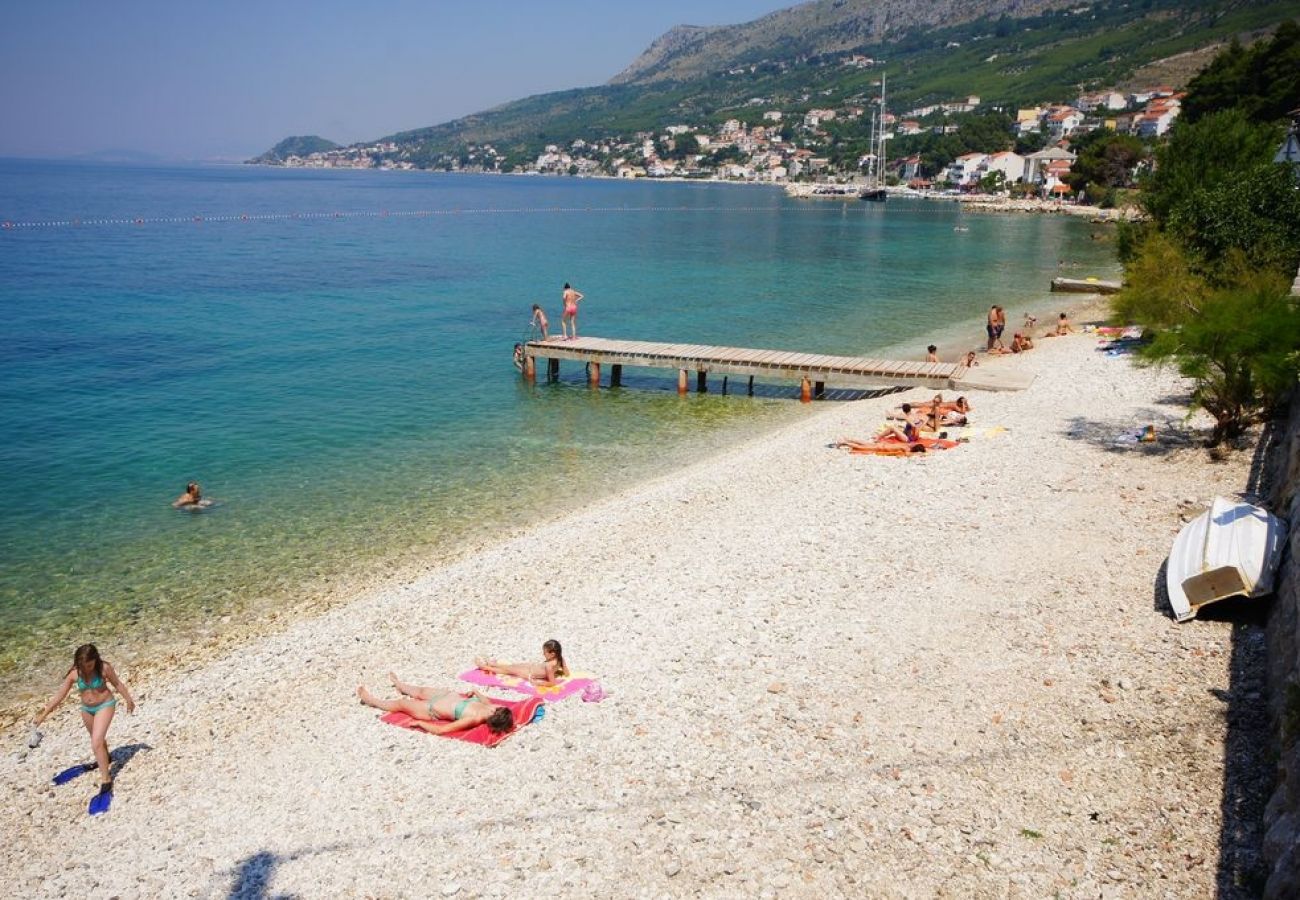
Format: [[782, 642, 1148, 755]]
[[76, 672, 105, 691]]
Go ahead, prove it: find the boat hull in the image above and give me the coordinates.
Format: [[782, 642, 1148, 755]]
[[1166, 497, 1288, 622]]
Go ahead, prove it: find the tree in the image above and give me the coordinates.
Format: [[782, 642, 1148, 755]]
[[1183, 22, 1300, 125], [1137, 269, 1300, 443], [1167, 161, 1300, 279], [1067, 129, 1146, 194], [1139, 108, 1283, 226]]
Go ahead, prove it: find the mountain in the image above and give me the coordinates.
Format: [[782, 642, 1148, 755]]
[[250, 135, 339, 163], [252, 0, 1298, 168], [611, 0, 1078, 85]]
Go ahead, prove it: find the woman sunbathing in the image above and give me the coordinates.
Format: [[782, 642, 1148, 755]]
[[887, 395, 970, 420], [476, 639, 567, 686], [356, 674, 514, 735]]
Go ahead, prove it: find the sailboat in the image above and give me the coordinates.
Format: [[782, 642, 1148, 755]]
[[860, 73, 888, 202]]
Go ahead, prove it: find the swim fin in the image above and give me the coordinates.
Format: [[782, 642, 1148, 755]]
[[88, 785, 113, 816], [52, 763, 96, 786]]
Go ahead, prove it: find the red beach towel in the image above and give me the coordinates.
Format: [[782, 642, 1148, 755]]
[[378, 696, 543, 747], [458, 667, 594, 701]]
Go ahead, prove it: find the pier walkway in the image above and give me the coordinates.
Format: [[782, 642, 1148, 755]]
[[523, 337, 1033, 398]]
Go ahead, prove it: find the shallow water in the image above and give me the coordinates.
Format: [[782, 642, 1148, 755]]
[[0, 162, 1118, 696]]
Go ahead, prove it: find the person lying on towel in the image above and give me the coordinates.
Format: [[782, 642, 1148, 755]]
[[357, 674, 513, 736]]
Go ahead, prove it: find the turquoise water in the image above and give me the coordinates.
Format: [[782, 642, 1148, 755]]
[[0, 161, 1117, 695]]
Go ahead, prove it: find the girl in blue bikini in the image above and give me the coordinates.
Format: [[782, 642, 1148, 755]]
[[356, 673, 514, 736], [33, 644, 136, 798]]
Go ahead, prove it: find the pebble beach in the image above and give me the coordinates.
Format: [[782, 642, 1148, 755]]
[[0, 319, 1266, 898]]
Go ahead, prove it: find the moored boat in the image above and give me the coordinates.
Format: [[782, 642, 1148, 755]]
[[1166, 496, 1289, 622]]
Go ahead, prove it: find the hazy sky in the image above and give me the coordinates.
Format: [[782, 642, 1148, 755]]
[[0, 1, 796, 160]]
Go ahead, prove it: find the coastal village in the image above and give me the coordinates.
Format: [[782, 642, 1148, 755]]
[[268, 64, 1185, 202]]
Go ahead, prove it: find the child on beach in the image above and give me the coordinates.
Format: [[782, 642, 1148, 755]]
[[926, 345, 939, 363], [963, 350, 978, 368], [560, 283, 584, 340], [357, 675, 514, 736], [476, 639, 568, 686], [32, 644, 136, 800], [1054, 312, 1074, 335], [530, 304, 549, 340]]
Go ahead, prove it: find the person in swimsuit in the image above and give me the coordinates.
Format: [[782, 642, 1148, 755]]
[[32, 644, 135, 799], [476, 639, 567, 686], [993, 306, 1006, 349], [560, 283, 583, 340], [926, 345, 939, 363], [173, 482, 203, 508], [530, 304, 549, 340], [986, 306, 999, 351], [1054, 312, 1074, 335], [963, 350, 979, 368], [356, 674, 514, 736]]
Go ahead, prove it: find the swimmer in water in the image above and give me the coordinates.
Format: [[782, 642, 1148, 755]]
[[173, 482, 203, 509]]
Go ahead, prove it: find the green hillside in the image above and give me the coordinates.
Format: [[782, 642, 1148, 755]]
[[256, 0, 1298, 167], [251, 135, 340, 163]]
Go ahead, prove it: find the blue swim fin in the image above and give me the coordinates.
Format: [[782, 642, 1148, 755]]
[[88, 786, 113, 816], [530, 705, 546, 724], [52, 763, 96, 786]]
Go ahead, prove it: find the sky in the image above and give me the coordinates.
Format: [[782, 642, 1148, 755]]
[[0, 1, 797, 160]]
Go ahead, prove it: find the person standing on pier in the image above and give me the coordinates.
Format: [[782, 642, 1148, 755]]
[[561, 283, 584, 340]]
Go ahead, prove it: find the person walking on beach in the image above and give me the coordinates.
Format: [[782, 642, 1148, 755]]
[[32, 644, 136, 807], [530, 304, 550, 341], [926, 345, 939, 363], [357, 675, 514, 736], [560, 283, 584, 340], [993, 306, 1006, 350], [986, 306, 999, 351]]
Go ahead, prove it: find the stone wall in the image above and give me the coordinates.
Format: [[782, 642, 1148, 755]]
[[1263, 388, 1300, 897]]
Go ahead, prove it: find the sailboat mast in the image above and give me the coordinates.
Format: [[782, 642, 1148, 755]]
[[878, 72, 887, 187]]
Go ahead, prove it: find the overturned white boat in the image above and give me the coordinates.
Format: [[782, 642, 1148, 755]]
[[1167, 496, 1289, 622]]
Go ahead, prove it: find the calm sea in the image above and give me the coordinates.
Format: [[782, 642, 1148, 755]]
[[0, 161, 1117, 697]]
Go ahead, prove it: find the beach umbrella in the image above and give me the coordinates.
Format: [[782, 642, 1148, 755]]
[[1050, 182, 1073, 195]]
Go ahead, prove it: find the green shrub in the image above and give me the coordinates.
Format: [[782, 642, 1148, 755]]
[[1135, 268, 1300, 443]]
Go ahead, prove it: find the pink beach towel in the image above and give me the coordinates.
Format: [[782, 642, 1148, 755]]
[[379, 695, 543, 748], [459, 668, 594, 701]]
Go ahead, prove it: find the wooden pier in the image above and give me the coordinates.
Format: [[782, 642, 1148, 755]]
[[522, 337, 1033, 398]]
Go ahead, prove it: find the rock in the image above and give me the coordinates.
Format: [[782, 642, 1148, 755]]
[[441, 884, 461, 896], [665, 862, 682, 877], [767, 682, 785, 694]]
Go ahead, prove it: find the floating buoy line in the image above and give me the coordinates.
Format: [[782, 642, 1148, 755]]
[[0, 201, 965, 233]]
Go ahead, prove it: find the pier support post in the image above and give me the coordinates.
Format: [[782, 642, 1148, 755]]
[[524, 355, 536, 382], [814, 380, 825, 399], [800, 377, 812, 404], [696, 371, 707, 393], [610, 364, 622, 387], [721, 376, 728, 395], [678, 369, 688, 395], [588, 362, 600, 387], [747, 376, 754, 397], [548, 358, 559, 381]]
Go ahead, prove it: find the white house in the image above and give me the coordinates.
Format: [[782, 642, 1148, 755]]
[[804, 108, 837, 127], [763, 110, 783, 122], [1045, 107, 1084, 139], [980, 150, 1025, 184], [945, 152, 988, 186]]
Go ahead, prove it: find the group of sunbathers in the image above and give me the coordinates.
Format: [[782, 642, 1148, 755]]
[[355, 639, 568, 737], [835, 393, 972, 455]]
